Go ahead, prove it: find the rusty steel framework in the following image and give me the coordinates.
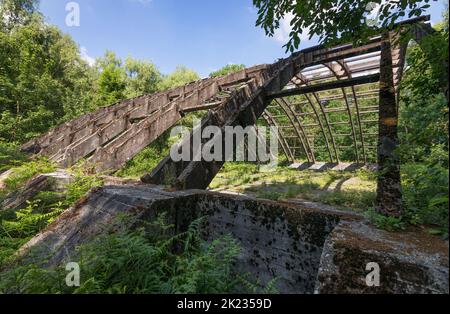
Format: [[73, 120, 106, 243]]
[[21, 16, 439, 216], [264, 55, 383, 165]]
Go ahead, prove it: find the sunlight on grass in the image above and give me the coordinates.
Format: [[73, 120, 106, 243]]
[[210, 162, 377, 212]]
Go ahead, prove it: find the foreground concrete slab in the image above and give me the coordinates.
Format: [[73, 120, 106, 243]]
[[316, 220, 449, 294], [12, 185, 449, 294]]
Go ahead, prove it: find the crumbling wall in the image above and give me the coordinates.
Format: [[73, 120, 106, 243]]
[[315, 221, 449, 294], [176, 194, 353, 293]]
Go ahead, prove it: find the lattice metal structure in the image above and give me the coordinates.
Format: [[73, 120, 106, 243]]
[[262, 50, 384, 164]]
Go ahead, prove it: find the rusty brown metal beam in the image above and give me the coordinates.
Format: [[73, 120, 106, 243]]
[[340, 60, 373, 163], [294, 74, 340, 163], [275, 98, 315, 163], [262, 111, 295, 163], [324, 62, 361, 163], [279, 97, 317, 163], [267, 73, 380, 99]]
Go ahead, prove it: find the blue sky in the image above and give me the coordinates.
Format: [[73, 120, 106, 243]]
[[40, 0, 447, 78]]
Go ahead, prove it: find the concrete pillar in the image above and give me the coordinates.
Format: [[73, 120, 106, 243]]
[[376, 33, 403, 216]]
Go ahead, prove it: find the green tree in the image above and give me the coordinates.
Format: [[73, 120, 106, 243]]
[[253, 0, 436, 52], [395, 9, 449, 234], [94, 51, 128, 106], [158, 66, 200, 91], [94, 53, 162, 104], [0, 0, 39, 31], [209, 64, 246, 78], [124, 57, 162, 98], [0, 13, 95, 142]]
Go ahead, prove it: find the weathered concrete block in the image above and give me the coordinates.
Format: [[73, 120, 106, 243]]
[[315, 221, 449, 294]]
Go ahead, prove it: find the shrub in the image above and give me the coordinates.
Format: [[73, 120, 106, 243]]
[[0, 169, 104, 267], [0, 141, 28, 173], [364, 208, 406, 232], [3, 158, 56, 191], [0, 215, 278, 294], [402, 161, 449, 236]]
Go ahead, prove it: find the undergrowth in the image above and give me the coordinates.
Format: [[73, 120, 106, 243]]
[[0, 214, 278, 294], [0, 168, 104, 266], [364, 208, 406, 232], [1, 158, 56, 192], [0, 141, 28, 173]]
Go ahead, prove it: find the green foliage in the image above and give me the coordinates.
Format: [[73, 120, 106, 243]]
[[0, 2, 199, 144], [365, 208, 406, 231], [253, 0, 435, 52], [65, 168, 103, 204], [2, 158, 55, 191], [0, 191, 64, 265], [257, 190, 282, 201], [124, 56, 161, 97], [399, 33, 449, 164], [395, 19, 449, 235], [0, 215, 277, 294], [0, 141, 28, 172], [93, 52, 163, 106], [0, 168, 103, 266], [2, 195, 63, 239], [115, 145, 168, 179], [210, 64, 246, 78], [0, 12, 95, 142], [95, 51, 128, 105], [0, 0, 39, 31], [402, 161, 449, 234], [158, 66, 200, 91]]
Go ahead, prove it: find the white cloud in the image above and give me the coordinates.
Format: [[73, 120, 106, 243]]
[[273, 12, 310, 44], [80, 46, 95, 66]]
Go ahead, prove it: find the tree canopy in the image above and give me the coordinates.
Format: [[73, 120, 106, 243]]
[[0, 0, 200, 143], [158, 66, 200, 91], [209, 64, 246, 78], [0, 0, 39, 31], [253, 0, 436, 52]]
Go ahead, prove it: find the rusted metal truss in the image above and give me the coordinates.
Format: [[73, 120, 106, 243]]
[[262, 16, 437, 166]]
